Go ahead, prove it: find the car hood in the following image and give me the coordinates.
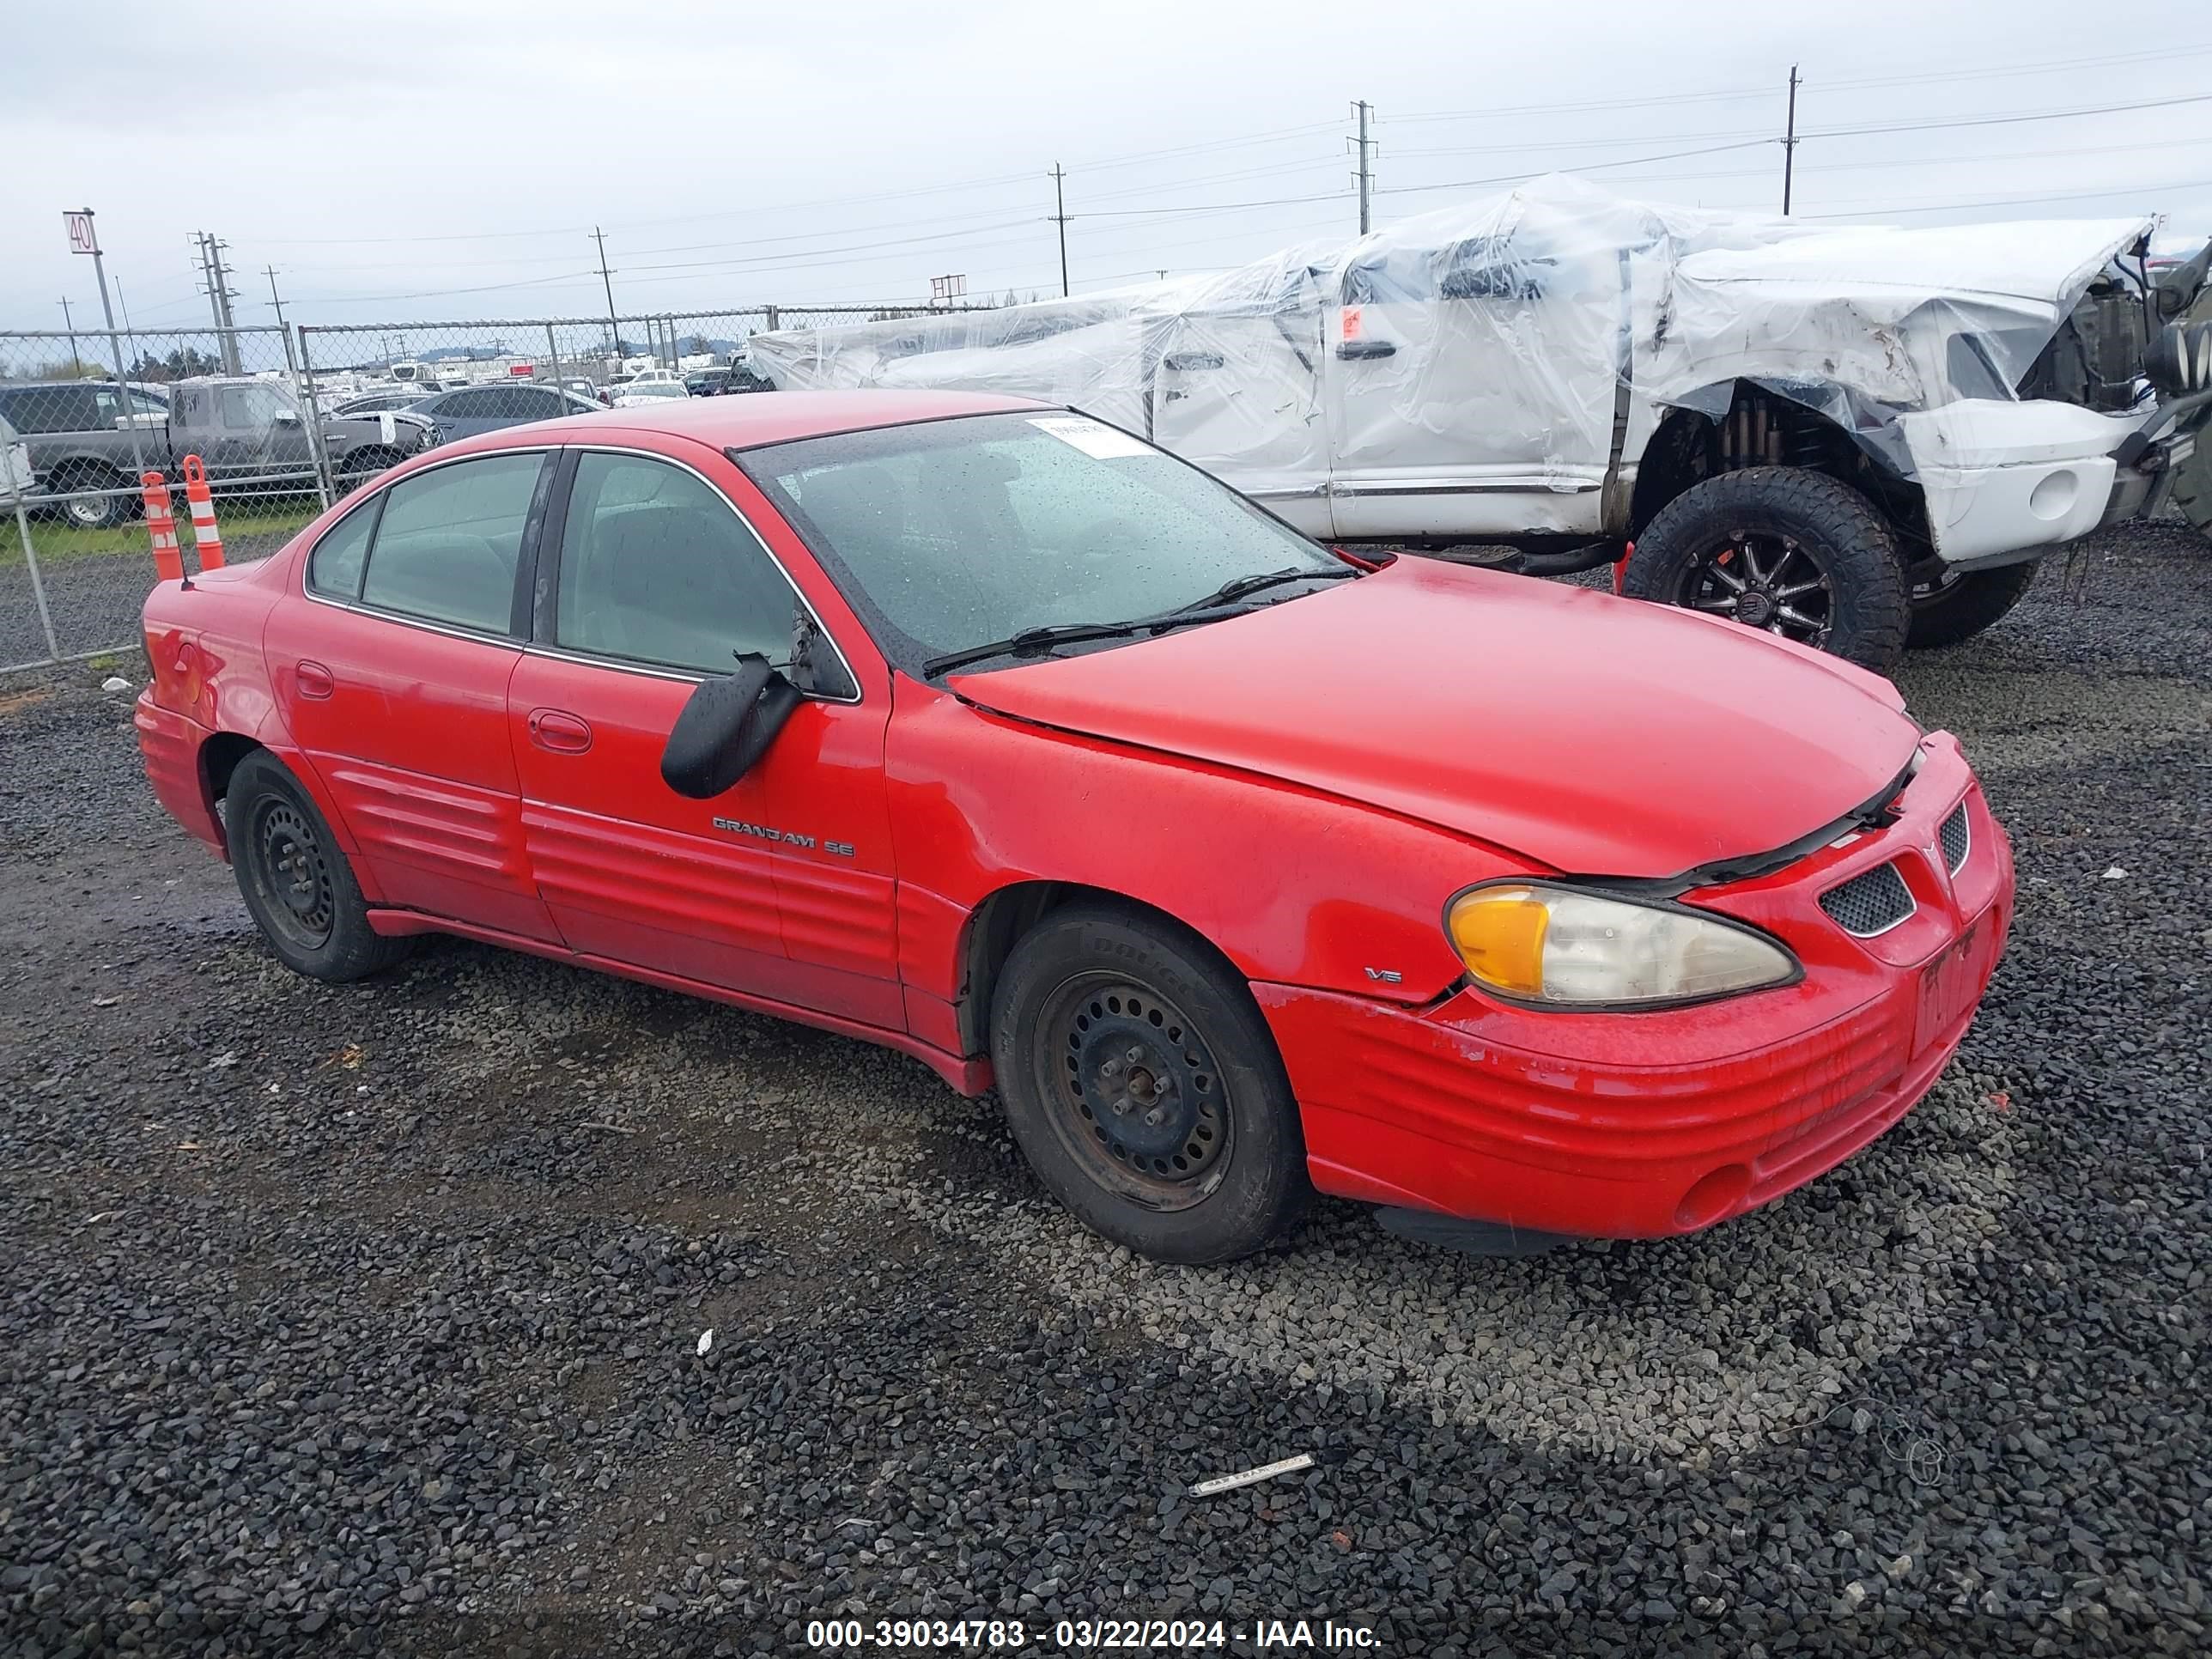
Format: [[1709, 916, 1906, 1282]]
[[948, 560, 1922, 878]]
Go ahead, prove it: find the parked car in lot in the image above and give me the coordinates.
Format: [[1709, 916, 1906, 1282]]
[[610, 380, 690, 409], [752, 179, 2212, 669], [330, 387, 433, 418], [0, 375, 439, 526], [134, 391, 2013, 1261], [405, 382, 602, 442]]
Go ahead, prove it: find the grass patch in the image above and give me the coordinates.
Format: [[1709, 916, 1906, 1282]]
[[3, 497, 323, 569]]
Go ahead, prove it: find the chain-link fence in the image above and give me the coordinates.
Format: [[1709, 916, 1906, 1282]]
[[0, 301, 992, 674], [0, 323, 325, 672]]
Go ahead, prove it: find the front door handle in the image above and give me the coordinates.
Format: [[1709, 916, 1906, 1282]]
[[296, 660, 334, 701], [527, 708, 593, 754]]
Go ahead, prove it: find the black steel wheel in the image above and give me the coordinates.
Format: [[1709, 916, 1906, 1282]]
[[225, 750, 415, 981], [1039, 974, 1231, 1210], [991, 904, 1308, 1262], [245, 794, 336, 953], [1621, 467, 1911, 672]]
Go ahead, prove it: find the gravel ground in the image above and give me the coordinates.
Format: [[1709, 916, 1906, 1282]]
[[2, 520, 2208, 1657]]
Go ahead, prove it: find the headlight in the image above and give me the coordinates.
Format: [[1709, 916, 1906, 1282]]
[[1445, 882, 1798, 1008]]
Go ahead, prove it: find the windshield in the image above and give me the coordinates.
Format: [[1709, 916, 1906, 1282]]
[[739, 410, 1341, 673]]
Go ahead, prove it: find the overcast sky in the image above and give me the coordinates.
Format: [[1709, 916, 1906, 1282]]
[[4, 0, 2209, 345]]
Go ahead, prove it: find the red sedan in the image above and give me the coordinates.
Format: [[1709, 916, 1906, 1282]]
[[135, 392, 2012, 1262]]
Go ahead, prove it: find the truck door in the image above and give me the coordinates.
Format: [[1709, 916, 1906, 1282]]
[[1322, 216, 1624, 541], [1147, 269, 1334, 537]]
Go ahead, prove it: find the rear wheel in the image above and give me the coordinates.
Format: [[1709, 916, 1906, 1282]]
[[1905, 561, 2038, 649], [990, 905, 1308, 1263], [227, 750, 414, 981], [335, 447, 405, 495], [1621, 467, 1911, 672], [55, 464, 134, 529]]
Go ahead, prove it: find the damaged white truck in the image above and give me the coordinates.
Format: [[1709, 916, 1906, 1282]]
[[750, 178, 2212, 669]]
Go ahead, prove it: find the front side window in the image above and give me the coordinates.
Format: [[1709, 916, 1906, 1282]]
[[358, 453, 544, 633], [554, 453, 830, 682], [739, 410, 1340, 672], [218, 385, 295, 428]]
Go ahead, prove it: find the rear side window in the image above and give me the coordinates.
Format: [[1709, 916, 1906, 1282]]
[[358, 453, 545, 634], [3, 386, 96, 434], [438, 389, 501, 420], [306, 503, 375, 600], [554, 453, 812, 677]]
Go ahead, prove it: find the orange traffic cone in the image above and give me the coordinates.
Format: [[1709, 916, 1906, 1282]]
[[179, 455, 226, 571], [142, 471, 183, 583]]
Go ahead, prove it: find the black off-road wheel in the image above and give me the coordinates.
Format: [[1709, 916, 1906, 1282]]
[[334, 447, 406, 497], [1905, 560, 2039, 649], [1621, 467, 1911, 672], [226, 750, 414, 981], [990, 904, 1309, 1263]]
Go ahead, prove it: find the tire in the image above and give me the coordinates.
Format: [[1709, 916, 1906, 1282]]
[[1905, 561, 2038, 650], [989, 904, 1309, 1263], [54, 464, 133, 530], [1620, 467, 1911, 672], [226, 750, 415, 982]]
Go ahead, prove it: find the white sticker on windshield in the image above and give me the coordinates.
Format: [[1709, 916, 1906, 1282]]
[[1029, 416, 1151, 459]]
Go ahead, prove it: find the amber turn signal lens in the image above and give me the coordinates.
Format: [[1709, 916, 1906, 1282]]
[[1447, 885, 1551, 997]]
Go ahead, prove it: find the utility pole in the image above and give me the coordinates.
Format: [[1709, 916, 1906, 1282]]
[[1782, 64, 1801, 215], [592, 227, 620, 356], [66, 208, 147, 473], [193, 233, 241, 373], [1352, 100, 1376, 234], [58, 298, 80, 374], [1050, 164, 1070, 298], [264, 265, 288, 331]]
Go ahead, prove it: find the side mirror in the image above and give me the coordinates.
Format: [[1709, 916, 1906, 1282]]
[[659, 653, 801, 799], [272, 411, 302, 427]]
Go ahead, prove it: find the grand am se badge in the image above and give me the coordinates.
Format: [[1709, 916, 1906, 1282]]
[[712, 817, 855, 858]]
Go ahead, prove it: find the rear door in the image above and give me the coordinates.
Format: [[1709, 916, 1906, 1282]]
[[425, 388, 507, 441], [264, 447, 562, 941], [1147, 273, 1333, 535], [509, 443, 900, 1026]]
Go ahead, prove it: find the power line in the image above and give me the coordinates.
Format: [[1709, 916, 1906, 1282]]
[[1375, 138, 1777, 197], [1806, 89, 2212, 140], [1802, 175, 2212, 218]]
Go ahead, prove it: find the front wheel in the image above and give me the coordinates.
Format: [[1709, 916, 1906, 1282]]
[[1906, 561, 2038, 649], [1620, 467, 1911, 672], [989, 905, 1309, 1263], [227, 750, 415, 981]]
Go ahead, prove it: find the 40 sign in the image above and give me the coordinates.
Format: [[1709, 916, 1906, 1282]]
[[64, 211, 100, 255]]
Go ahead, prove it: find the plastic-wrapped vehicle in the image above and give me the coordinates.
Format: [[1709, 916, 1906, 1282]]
[[750, 178, 2212, 669]]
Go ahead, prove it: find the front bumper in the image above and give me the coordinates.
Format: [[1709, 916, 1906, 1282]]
[[1902, 394, 2212, 568], [1258, 733, 2014, 1239]]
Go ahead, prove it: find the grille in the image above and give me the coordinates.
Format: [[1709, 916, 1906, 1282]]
[[1820, 861, 1916, 937], [1939, 802, 1972, 874]]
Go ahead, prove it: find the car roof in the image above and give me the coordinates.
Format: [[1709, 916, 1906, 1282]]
[[518, 388, 1045, 450]]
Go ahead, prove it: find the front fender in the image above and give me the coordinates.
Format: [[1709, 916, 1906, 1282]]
[[885, 680, 1540, 1014]]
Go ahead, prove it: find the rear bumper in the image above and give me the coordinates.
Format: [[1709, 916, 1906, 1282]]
[[1259, 736, 2014, 1238], [134, 691, 223, 854]]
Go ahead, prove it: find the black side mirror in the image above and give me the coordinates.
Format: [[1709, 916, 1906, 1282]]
[[659, 653, 802, 799]]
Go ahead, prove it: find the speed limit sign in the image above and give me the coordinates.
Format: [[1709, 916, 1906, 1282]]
[[64, 211, 98, 254]]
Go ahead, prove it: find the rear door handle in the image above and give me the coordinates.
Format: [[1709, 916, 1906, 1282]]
[[527, 708, 593, 754], [296, 660, 334, 701]]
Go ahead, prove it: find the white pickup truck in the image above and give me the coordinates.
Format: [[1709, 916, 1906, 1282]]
[[750, 178, 2212, 668]]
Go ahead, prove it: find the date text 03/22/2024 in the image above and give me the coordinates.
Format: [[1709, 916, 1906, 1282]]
[[805, 1617, 1382, 1649]]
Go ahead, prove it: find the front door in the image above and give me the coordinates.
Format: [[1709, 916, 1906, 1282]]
[[512, 446, 900, 1026], [1322, 202, 1626, 539], [264, 447, 561, 942]]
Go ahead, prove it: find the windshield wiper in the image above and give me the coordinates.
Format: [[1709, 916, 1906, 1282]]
[[921, 621, 1157, 678], [1168, 562, 1358, 616], [923, 566, 1361, 678]]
